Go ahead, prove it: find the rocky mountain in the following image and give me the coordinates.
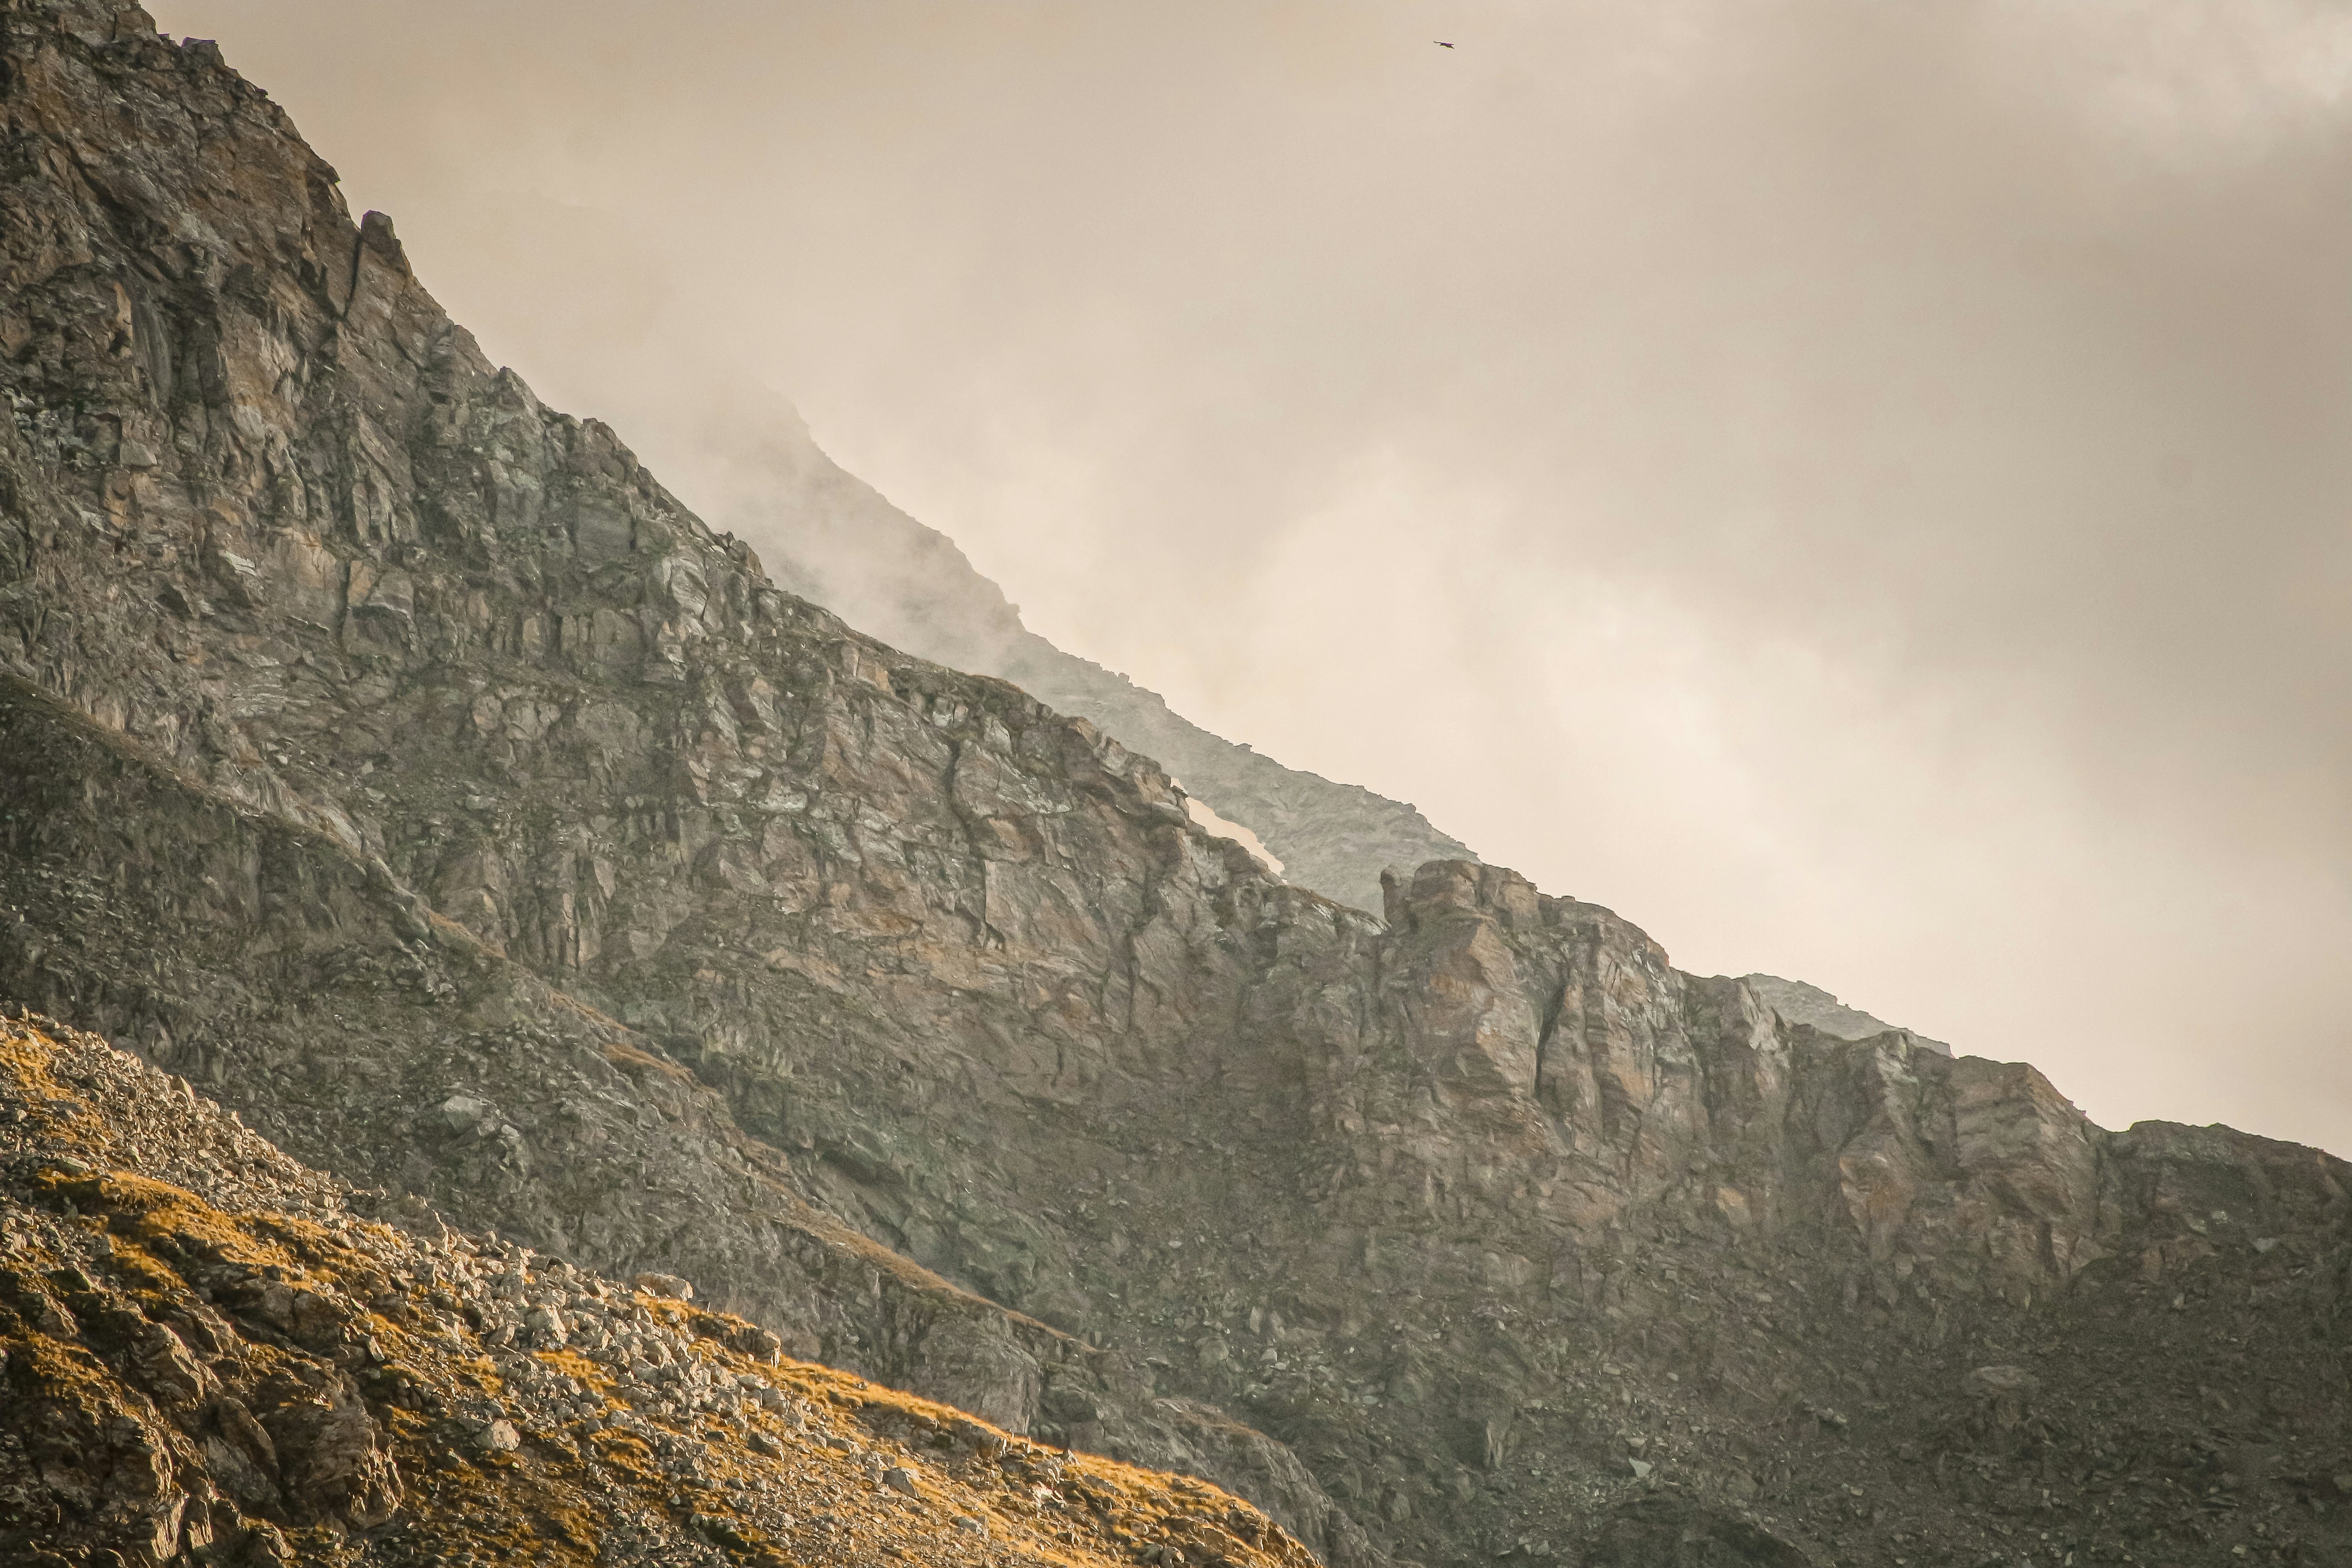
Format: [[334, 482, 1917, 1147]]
[[677, 402, 1476, 914], [1, 5, 2348, 1568], [1738, 976, 1951, 1058], [0, 1008, 1315, 1568]]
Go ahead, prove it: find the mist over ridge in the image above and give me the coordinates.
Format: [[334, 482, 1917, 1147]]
[[4, 10, 2350, 1566], [140, 0, 2352, 1155]]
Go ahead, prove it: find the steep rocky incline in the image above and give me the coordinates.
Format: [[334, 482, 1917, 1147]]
[[0, 1009, 1320, 1568], [686, 402, 1477, 914], [0, 671, 1379, 1566], [2, 5, 2350, 1567], [0, 5, 1381, 1556]]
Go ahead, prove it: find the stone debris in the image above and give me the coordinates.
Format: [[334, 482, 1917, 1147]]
[[0, 1010, 1310, 1568]]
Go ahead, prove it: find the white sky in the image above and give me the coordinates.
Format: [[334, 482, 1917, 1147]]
[[149, 0, 2352, 1154]]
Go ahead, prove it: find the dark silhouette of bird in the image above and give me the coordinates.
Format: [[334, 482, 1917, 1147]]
[[1435, 40, 1455, 48]]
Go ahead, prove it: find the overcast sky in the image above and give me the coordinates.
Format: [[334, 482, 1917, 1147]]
[[151, 0, 2352, 1155]]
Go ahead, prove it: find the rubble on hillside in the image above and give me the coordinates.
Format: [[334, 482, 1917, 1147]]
[[0, 1009, 1310, 1568]]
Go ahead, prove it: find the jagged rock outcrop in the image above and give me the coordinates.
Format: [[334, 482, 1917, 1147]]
[[997, 640, 1477, 913], [2, 6, 2349, 1567], [0, 1009, 1323, 1568]]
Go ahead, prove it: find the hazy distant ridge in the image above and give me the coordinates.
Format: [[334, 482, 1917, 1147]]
[[720, 418, 1476, 912], [1740, 973, 1952, 1056], [719, 410, 1969, 1053]]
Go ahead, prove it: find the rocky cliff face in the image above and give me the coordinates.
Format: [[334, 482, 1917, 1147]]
[[2, 5, 2349, 1567], [682, 405, 1477, 915], [0, 671, 1378, 1565]]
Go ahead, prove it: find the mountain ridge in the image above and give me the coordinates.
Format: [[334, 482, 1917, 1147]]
[[0, 7, 2347, 1567], [668, 403, 1478, 916], [1737, 975, 1952, 1058]]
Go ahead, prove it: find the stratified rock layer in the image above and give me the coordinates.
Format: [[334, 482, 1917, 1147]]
[[1, 5, 2348, 1567]]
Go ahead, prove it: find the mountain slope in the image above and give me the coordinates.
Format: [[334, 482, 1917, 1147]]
[[0, 668, 1378, 1565], [680, 407, 1476, 913], [1, 8, 2348, 1568], [0, 1008, 1318, 1568]]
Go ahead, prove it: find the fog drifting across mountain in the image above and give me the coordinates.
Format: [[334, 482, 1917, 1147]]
[[564, 388, 1473, 911], [145, 0, 2352, 1153]]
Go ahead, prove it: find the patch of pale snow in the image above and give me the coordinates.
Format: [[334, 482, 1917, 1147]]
[[1177, 790, 1285, 877]]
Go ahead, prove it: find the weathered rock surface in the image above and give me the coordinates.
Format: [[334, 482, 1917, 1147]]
[[0, 671, 1372, 1563], [1, 5, 2349, 1567]]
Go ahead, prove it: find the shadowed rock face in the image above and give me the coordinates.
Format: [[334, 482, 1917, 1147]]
[[0, 673, 1382, 1565], [3, 5, 2350, 1567]]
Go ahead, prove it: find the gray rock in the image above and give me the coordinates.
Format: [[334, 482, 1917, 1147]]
[[0, 10, 2347, 1568], [524, 1305, 568, 1348]]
